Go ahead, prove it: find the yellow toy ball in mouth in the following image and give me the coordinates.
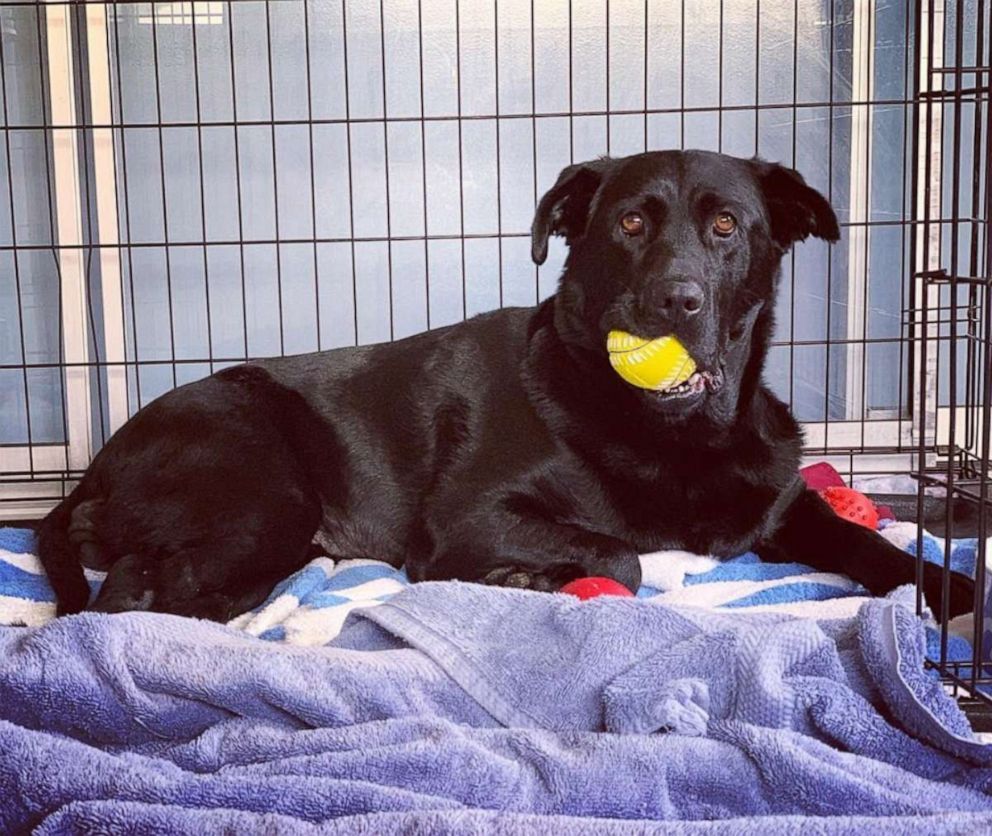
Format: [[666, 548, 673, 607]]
[[606, 330, 697, 392]]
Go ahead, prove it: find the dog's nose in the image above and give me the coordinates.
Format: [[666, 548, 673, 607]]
[[658, 280, 704, 319]]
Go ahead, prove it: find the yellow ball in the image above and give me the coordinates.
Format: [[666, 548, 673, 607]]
[[606, 330, 697, 391]]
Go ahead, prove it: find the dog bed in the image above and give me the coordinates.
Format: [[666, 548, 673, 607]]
[[0, 523, 979, 649], [1, 524, 990, 833]]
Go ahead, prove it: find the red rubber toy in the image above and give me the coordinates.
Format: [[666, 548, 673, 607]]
[[819, 485, 879, 531], [560, 576, 636, 600]]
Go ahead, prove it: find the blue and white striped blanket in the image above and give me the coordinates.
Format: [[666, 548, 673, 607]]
[[0, 522, 983, 647]]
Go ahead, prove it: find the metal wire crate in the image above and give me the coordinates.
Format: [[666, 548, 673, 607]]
[[0, 1, 989, 705], [0, 0, 927, 503]]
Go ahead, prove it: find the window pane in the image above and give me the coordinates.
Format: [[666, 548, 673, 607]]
[[0, 7, 63, 445], [0, 1, 924, 464]]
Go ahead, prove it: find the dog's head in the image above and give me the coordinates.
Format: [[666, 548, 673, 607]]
[[532, 150, 839, 425]]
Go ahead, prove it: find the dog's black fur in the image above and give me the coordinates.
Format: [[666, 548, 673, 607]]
[[38, 150, 974, 622]]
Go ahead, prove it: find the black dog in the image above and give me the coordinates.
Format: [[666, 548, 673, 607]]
[[38, 150, 973, 622]]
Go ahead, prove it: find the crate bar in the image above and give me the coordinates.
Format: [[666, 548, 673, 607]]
[[455, 0, 466, 319], [897, 0, 915, 449], [72, 5, 109, 451], [910, 0, 922, 611], [301, 0, 320, 349], [340, 0, 358, 346], [148, 0, 178, 390], [914, 0, 944, 617], [189, 0, 217, 370], [0, 0, 35, 480], [931, 65, 992, 74], [0, 216, 949, 251], [263, 0, 287, 354], [0, 95, 947, 131], [964, 1, 987, 459], [973, 0, 992, 693], [416, 0, 430, 329], [824, 0, 836, 446], [224, 2, 249, 360], [109, 3, 143, 409], [84, 1, 127, 436], [377, 0, 394, 340], [941, 0, 966, 667]]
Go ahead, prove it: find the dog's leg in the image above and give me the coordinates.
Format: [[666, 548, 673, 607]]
[[89, 539, 313, 623], [757, 489, 974, 621], [90, 491, 319, 622], [415, 521, 642, 593]]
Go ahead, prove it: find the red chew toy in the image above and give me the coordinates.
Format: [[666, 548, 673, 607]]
[[560, 577, 635, 600], [819, 485, 879, 530]]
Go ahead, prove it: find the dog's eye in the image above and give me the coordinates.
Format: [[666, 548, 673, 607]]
[[620, 212, 644, 236], [713, 212, 737, 236]]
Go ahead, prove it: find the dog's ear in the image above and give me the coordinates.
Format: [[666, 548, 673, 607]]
[[531, 158, 613, 265], [753, 160, 840, 250]]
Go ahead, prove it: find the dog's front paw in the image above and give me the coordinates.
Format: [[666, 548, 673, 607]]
[[88, 553, 156, 614], [480, 564, 580, 592]]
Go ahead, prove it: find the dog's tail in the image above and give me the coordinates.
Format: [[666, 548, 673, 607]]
[[35, 488, 94, 616]]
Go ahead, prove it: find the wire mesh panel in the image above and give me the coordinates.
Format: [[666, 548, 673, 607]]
[[910, 0, 992, 705], [0, 1, 951, 507]]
